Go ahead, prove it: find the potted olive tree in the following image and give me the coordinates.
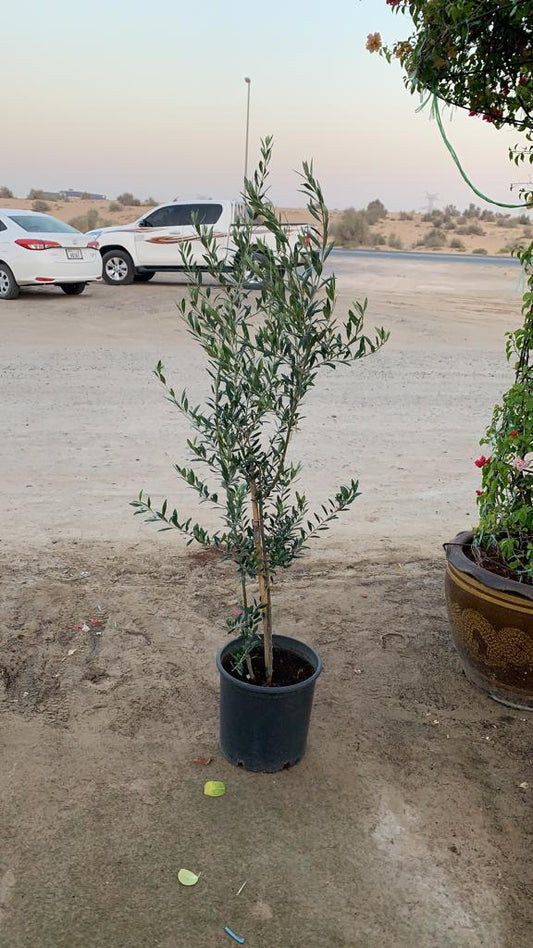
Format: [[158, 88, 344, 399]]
[[132, 139, 388, 769], [376, 0, 533, 709]]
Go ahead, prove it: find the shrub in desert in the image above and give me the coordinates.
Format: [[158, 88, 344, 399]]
[[456, 223, 485, 236], [472, 247, 488, 255], [331, 207, 370, 245], [388, 233, 403, 249], [108, 201, 122, 213], [68, 207, 100, 231], [399, 210, 414, 220], [366, 198, 387, 224], [449, 237, 465, 250], [27, 189, 45, 200], [0, 186, 13, 199], [32, 200, 50, 212], [422, 228, 447, 248], [117, 192, 141, 207]]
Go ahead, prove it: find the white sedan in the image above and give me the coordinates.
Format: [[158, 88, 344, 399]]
[[0, 209, 102, 300]]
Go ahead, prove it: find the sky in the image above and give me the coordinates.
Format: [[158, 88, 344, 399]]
[[3, 0, 527, 211]]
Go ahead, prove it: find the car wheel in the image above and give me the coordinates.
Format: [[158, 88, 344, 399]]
[[102, 249, 135, 285], [59, 282, 86, 295], [134, 271, 156, 282], [0, 263, 20, 300]]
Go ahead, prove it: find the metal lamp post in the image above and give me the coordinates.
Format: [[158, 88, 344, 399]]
[[244, 77, 251, 183]]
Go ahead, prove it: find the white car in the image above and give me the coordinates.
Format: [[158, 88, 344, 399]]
[[0, 209, 102, 300], [88, 200, 304, 286]]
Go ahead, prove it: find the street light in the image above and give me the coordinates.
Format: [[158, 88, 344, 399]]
[[244, 77, 251, 184]]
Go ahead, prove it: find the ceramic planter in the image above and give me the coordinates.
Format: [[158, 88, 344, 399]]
[[445, 530, 533, 710]]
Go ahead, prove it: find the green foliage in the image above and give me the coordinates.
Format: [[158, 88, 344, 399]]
[[31, 200, 50, 213], [475, 272, 533, 581], [381, 0, 533, 583], [379, 2, 533, 131], [132, 139, 388, 679]]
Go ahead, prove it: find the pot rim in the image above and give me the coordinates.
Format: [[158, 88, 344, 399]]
[[445, 530, 533, 603], [216, 633, 322, 695]]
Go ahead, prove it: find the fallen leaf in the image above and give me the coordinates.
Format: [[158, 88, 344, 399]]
[[192, 756, 214, 766], [519, 781, 529, 791], [204, 780, 226, 797], [177, 868, 199, 886]]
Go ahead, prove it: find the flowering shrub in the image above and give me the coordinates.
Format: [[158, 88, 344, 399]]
[[475, 276, 533, 582], [376, 2, 533, 583]]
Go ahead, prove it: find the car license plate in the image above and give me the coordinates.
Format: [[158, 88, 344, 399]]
[[66, 248, 83, 260]]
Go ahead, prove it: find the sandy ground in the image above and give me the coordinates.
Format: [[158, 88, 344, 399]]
[[1, 255, 532, 947]]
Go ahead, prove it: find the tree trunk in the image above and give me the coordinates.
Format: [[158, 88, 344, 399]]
[[250, 479, 273, 684]]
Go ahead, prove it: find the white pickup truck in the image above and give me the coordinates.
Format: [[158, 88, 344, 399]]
[[87, 199, 304, 286]]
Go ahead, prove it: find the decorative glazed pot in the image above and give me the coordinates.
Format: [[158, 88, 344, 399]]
[[445, 530, 533, 710], [217, 634, 322, 772]]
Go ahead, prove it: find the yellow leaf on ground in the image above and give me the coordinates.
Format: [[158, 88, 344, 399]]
[[204, 780, 226, 797], [177, 869, 199, 886]]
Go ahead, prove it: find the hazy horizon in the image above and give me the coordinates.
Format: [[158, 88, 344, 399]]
[[4, 0, 528, 213]]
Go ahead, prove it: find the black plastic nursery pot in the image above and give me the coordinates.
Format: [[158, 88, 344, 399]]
[[216, 634, 322, 772]]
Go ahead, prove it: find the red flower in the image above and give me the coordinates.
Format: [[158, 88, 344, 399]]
[[469, 110, 478, 117], [476, 490, 484, 497], [510, 430, 519, 438], [519, 75, 528, 86], [386, 0, 400, 5], [482, 109, 502, 123], [474, 455, 490, 468]]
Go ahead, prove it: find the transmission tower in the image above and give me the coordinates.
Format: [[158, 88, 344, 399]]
[[424, 192, 439, 212]]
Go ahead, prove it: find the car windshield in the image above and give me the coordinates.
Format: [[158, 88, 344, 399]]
[[8, 214, 79, 234]]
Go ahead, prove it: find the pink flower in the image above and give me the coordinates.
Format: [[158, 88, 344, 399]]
[[519, 75, 528, 86], [476, 490, 484, 497], [511, 457, 529, 472], [474, 455, 490, 468], [366, 32, 382, 53]]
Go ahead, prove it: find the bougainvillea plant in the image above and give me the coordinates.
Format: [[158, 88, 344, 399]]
[[372, 1, 533, 582]]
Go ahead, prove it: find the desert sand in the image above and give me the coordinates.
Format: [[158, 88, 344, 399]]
[[1, 194, 529, 256], [1, 253, 531, 947]]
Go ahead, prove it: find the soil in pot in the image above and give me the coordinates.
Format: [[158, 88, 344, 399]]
[[222, 645, 315, 687]]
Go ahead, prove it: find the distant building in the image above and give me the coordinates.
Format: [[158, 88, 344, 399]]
[[58, 189, 107, 200]]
